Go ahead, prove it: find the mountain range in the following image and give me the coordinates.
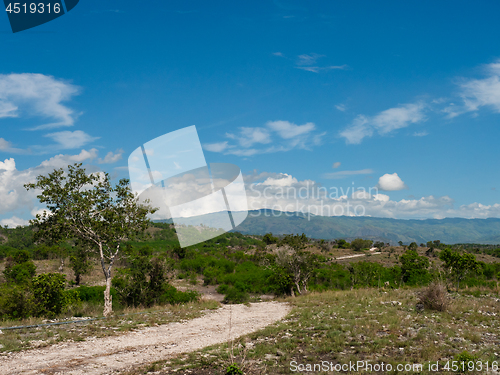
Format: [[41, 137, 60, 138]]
[[165, 210, 500, 245]]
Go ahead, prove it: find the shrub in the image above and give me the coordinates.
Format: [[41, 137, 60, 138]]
[[3, 250, 37, 285], [31, 273, 76, 318], [350, 238, 373, 251], [418, 281, 449, 312], [158, 284, 199, 305], [400, 249, 430, 285], [0, 284, 32, 319], [223, 286, 249, 304], [226, 364, 243, 375]]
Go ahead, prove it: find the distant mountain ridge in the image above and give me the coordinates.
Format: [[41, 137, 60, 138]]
[[160, 209, 500, 245]]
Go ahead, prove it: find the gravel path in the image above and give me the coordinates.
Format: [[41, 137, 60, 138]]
[[1, 301, 291, 375]]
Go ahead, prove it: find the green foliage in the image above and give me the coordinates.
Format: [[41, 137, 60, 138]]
[[158, 284, 199, 305], [350, 238, 373, 251], [335, 239, 349, 249], [408, 242, 418, 251], [3, 250, 37, 285], [454, 350, 478, 364], [226, 364, 244, 375], [263, 232, 278, 245], [31, 273, 76, 318], [399, 249, 430, 284], [69, 245, 92, 285], [222, 286, 249, 304], [25, 163, 158, 315], [440, 248, 482, 289], [268, 265, 294, 296], [0, 284, 33, 319]]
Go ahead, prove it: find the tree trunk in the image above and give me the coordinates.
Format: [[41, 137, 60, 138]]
[[103, 274, 113, 317], [290, 285, 295, 297], [295, 281, 302, 295]]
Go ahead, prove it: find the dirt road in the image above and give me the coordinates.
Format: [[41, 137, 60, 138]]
[[1, 301, 291, 375]]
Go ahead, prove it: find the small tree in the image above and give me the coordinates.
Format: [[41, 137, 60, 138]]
[[25, 163, 157, 316], [408, 242, 418, 251], [350, 238, 373, 251], [399, 249, 430, 284], [439, 248, 481, 290]]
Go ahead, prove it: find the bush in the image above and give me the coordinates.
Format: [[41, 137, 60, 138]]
[[226, 364, 244, 375], [31, 273, 77, 318], [400, 249, 430, 285], [158, 284, 199, 305], [223, 286, 249, 304], [350, 238, 373, 251], [3, 250, 37, 285], [418, 281, 449, 312], [0, 284, 32, 319]]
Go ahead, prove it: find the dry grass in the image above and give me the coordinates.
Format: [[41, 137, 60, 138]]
[[124, 287, 500, 375], [418, 281, 449, 312]]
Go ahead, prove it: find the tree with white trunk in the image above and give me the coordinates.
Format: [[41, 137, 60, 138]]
[[25, 163, 157, 316]]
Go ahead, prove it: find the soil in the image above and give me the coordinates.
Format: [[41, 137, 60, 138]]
[[1, 301, 291, 375]]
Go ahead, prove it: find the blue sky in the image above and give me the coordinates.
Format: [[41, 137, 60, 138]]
[[1, 0, 499, 226]]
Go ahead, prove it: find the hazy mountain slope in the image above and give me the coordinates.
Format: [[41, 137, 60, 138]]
[[164, 210, 500, 244]]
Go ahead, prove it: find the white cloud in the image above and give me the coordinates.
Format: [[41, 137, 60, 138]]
[[332, 162, 341, 169], [297, 53, 323, 66], [266, 120, 315, 139], [209, 120, 324, 156], [0, 138, 25, 154], [227, 127, 271, 147], [203, 141, 229, 153], [443, 60, 500, 118], [38, 148, 98, 168], [294, 53, 347, 73], [0, 150, 104, 225], [272, 52, 284, 57], [245, 172, 499, 219], [296, 65, 347, 73], [259, 173, 298, 187], [44, 130, 99, 149], [340, 102, 426, 144], [322, 169, 373, 179], [98, 149, 124, 164], [413, 131, 428, 137], [0, 73, 80, 129], [0, 216, 29, 228], [376, 173, 408, 191], [335, 104, 346, 112]]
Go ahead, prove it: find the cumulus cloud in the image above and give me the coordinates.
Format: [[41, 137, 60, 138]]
[[98, 149, 124, 164], [332, 162, 341, 169], [44, 130, 99, 149], [376, 173, 408, 191], [0, 216, 29, 228], [0, 73, 80, 129], [205, 120, 325, 156], [0, 150, 110, 226], [245, 172, 498, 219]]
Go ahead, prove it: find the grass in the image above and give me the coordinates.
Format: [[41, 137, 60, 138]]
[[0, 299, 219, 353], [123, 287, 500, 375]]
